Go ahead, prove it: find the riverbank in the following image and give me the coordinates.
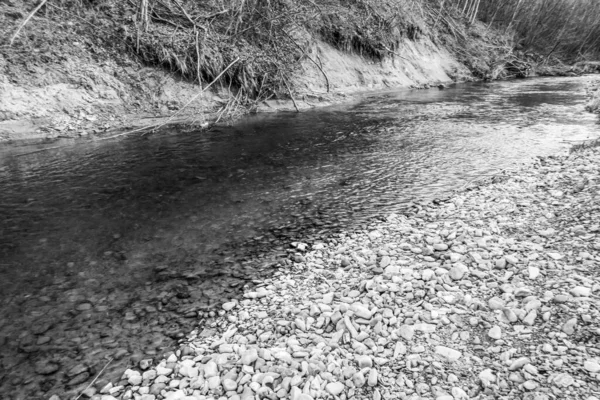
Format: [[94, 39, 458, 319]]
[[78, 139, 600, 400], [0, 0, 521, 143]]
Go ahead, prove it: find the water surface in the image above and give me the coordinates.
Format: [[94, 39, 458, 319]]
[[0, 76, 598, 398]]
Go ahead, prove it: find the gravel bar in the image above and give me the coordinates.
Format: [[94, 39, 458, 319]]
[[80, 145, 600, 400]]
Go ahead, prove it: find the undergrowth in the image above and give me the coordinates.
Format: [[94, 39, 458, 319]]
[[1, 0, 516, 116]]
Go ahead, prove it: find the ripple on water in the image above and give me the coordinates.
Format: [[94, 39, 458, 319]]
[[0, 76, 598, 398]]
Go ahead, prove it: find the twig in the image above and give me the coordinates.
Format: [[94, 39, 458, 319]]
[[9, 0, 48, 46], [97, 58, 240, 141], [74, 357, 113, 400], [282, 29, 330, 93], [282, 76, 300, 113], [380, 44, 410, 61], [140, 57, 240, 135]]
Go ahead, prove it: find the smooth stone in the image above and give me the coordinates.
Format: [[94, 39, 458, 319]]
[[156, 366, 173, 377], [223, 379, 237, 391], [449, 263, 469, 280], [433, 243, 449, 251], [523, 380, 538, 390], [203, 361, 219, 378], [325, 382, 345, 396], [488, 297, 505, 310], [562, 318, 577, 335], [240, 349, 258, 365], [353, 372, 366, 388], [584, 360, 600, 373], [552, 373, 574, 387], [488, 326, 502, 340], [479, 369, 495, 385], [351, 303, 372, 319], [528, 266, 540, 279], [398, 325, 415, 340], [356, 355, 373, 368], [509, 357, 530, 371], [570, 286, 591, 297], [434, 346, 461, 362], [505, 255, 519, 265], [35, 360, 60, 375], [367, 369, 378, 386]]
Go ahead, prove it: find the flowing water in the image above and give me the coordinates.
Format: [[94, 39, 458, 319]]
[[0, 76, 598, 398]]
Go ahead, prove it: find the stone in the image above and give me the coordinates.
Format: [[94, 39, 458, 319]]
[[509, 357, 530, 371], [34, 360, 60, 375], [351, 303, 372, 319], [488, 297, 505, 310], [367, 369, 378, 386], [552, 373, 574, 387], [505, 254, 519, 265], [156, 366, 172, 376], [322, 293, 334, 304], [398, 325, 415, 340], [240, 349, 258, 365], [451, 387, 468, 399], [140, 359, 153, 370], [434, 243, 449, 251], [325, 382, 345, 396], [379, 256, 391, 268], [528, 266, 540, 279], [523, 310, 537, 326], [584, 360, 600, 373], [547, 252, 564, 260], [562, 318, 577, 335], [523, 380, 538, 390], [570, 286, 591, 297], [479, 369, 495, 385], [203, 360, 219, 378], [449, 263, 469, 280], [488, 326, 502, 340], [353, 372, 366, 388], [356, 355, 372, 368], [434, 346, 461, 362], [223, 379, 237, 391]]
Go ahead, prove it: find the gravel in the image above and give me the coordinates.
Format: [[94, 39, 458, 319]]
[[79, 146, 600, 400]]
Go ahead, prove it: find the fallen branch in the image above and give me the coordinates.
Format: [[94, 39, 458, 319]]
[[282, 76, 300, 113], [283, 29, 330, 93], [74, 358, 113, 400], [99, 57, 240, 140], [9, 0, 48, 46]]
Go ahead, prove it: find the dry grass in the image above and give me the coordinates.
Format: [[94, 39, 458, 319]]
[[1, 0, 515, 111]]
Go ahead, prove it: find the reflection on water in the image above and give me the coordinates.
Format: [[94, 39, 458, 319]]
[[0, 76, 598, 398]]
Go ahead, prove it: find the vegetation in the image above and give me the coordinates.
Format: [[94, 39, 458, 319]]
[[450, 0, 600, 60], [1, 0, 599, 117], [1, 0, 511, 104]]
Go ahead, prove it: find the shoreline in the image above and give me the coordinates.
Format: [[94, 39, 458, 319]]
[[0, 78, 457, 147], [3, 73, 599, 151], [79, 140, 600, 400]]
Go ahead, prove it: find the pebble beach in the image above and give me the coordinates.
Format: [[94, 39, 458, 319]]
[[77, 141, 600, 400]]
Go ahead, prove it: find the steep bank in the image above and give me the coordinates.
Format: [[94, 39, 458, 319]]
[[0, 0, 510, 143]]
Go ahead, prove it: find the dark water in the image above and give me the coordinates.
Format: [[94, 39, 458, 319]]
[[0, 76, 598, 398]]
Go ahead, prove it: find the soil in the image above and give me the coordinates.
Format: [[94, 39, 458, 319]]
[[0, 0, 496, 144]]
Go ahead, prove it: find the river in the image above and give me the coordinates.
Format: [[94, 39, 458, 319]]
[[0, 76, 598, 399]]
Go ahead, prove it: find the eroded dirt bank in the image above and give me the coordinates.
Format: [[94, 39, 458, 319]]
[[81, 143, 600, 400], [0, 34, 470, 143], [0, 0, 508, 143]]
